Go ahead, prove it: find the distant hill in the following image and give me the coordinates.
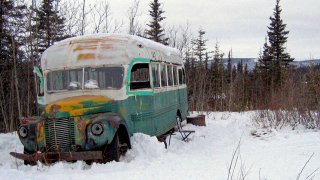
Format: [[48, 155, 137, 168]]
[[206, 58, 320, 71], [291, 59, 320, 68]]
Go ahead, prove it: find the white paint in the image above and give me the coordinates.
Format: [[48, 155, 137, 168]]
[[41, 34, 181, 71]]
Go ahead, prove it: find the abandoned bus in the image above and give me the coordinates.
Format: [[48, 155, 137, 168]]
[[10, 34, 188, 164]]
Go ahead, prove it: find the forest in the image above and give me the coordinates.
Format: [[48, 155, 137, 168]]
[[0, 0, 319, 133]]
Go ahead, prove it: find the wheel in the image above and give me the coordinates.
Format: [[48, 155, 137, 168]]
[[102, 132, 120, 163], [23, 148, 37, 166]]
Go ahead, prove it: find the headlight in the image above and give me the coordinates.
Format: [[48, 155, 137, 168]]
[[91, 123, 104, 136], [18, 126, 28, 138]]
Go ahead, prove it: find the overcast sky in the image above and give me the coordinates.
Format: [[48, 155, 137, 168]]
[[90, 0, 319, 60]]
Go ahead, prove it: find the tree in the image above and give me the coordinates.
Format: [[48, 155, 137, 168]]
[[31, 0, 67, 62], [192, 29, 207, 62], [145, 0, 168, 45], [260, 0, 294, 90], [268, 0, 294, 66], [210, 42, 224, 110], [0, 0, 29, 132], [128, 0, 141, 35]]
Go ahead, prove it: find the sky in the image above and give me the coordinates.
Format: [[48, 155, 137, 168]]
[[88, 0, 320, 60]]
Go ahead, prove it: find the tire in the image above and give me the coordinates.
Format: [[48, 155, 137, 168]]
[[103, 132, 120, 163], [23, 148, 37, 166]]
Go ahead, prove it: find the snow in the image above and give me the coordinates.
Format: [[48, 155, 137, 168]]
[[69, 81, 81, 89], [1, 112, 320, 180], [84, 80, 99, 89], [56, 33, 180, 57]]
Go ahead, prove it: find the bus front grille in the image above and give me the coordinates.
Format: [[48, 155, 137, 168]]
[[45, 118, 75, 152]]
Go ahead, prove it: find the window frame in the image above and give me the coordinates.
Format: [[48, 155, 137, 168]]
[[151, 62, 161, 89], [160, 63, 168, 87], [129, 63, 152, 91], [178, 67, 186, 85], [173, 66, 178, 86], [167, 65, 174, 86]]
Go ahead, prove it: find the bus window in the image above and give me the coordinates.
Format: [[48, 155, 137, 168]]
[[151, 63, 160, 88], [47, 68, 83, 91], [167, 65, 173, 86], [130, 63, 151, 90], [160, 64, 167, 87], [178, 69, 183, 85], [84, 67, 123, 89], [182, 68, 186, 84], [173, 66, 178, 86]]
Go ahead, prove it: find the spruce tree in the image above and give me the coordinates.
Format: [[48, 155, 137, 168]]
[[259, 0, 294, 90], [31, 0, 67, 62], [268, 0, 294, 66], [192, 29, 207, 62], [0, 0, 29, 131], [0, 0, 15, 70], [145, 0, 168, 45]]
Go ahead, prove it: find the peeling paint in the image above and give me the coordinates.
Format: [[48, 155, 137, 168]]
[[77, 53, 96, 60], [44, 96, 112, 118], [73, 45, 98, 51]]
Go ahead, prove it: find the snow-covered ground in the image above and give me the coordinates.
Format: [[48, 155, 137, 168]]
[[1, 112, 319, 180]]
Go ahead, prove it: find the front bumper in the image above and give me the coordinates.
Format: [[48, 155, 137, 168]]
[[10, 151, 103, 163]]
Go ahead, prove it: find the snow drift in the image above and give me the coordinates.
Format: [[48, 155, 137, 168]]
[[1, 112, 319, 180]]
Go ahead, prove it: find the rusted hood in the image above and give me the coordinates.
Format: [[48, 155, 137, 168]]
[[44, 96, 114, 118]]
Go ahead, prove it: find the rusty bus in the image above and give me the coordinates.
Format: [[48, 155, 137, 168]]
[[10, 34, 188, 165]]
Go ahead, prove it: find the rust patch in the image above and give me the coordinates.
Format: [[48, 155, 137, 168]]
[[100, 44, 112, 49], [71, 38, 102, 44], [77, 119, 89, 132], [50, 104, 61, 113], [73, 45, 98, 51], [77, 53, 96, 60], [105, 36, 127, 42]]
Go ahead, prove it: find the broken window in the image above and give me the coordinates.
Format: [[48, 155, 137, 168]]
[[130, 63, 151, 90], [179, 68, 185, 85]]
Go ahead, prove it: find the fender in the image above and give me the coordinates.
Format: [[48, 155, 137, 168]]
[[18, 117, 45, 152], [85, 113, 131, 150]]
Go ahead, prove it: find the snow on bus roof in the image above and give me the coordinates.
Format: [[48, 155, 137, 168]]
[[57, 33, 180, 57], [41, 33, 182, 70]]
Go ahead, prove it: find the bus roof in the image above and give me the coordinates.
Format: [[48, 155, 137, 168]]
[[41, 34, 182, 70]]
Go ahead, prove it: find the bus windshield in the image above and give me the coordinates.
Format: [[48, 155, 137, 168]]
[[47, 67, 124, 92]]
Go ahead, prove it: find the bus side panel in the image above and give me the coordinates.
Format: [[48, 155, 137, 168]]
[[153, 89, 178, 136], [127, 95, 155, 135]]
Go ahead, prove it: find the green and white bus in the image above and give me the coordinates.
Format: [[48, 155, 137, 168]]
[[11, 34, 188, 164]]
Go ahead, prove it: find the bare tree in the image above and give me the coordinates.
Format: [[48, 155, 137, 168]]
[[127, 0, 140, 35], [90, 1, 123, 34], [60, 0, 82, 36], [166, 25, 179, 48]]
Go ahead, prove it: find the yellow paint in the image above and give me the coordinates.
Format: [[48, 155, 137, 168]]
[[73, 45, 98, 51], [45, 96, 111, 116], [77, 53, 96, 60], [37, 122, 45, 144]]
